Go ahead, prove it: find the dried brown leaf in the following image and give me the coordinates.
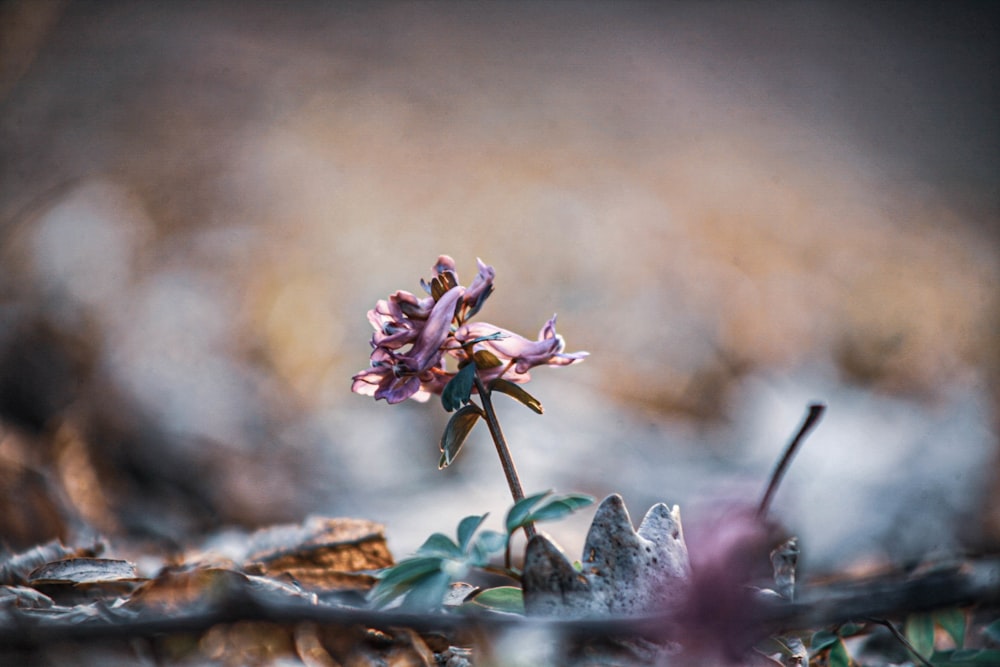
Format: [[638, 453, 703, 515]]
[[18, 555, 140, 604], [200, 621, 296, 666], [387, 628, 436, 667], [29, 557, 137, 584], [245, 516, 392, 592], [0, 539, 92, 585], [127, 567, 247, 612], [0, 584, 54, 608], [295, 623, 342, 667]]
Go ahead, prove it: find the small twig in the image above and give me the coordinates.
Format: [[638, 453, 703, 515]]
[[472, 374, 537, 540], [867, 618, 935, 667], [757, 403, 825, 519], [481, 563, 522, 582]]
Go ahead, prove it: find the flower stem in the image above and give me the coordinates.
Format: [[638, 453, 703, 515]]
[[473, 373, 537, 540]]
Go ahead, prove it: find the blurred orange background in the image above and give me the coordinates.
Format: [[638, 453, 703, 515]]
[[1, 1, 997, 575]]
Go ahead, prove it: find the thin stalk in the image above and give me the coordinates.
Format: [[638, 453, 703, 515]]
[[473, 373, 537, 540], [757, 403, 826, 519], [481, 563, 522, 583], [867, 619, 936, 667]]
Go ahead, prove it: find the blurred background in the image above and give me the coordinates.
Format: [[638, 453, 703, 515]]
[[0, 0, 997, 578]]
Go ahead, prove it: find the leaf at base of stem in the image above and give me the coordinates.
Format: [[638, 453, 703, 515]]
[[439, 404, 484, 469]]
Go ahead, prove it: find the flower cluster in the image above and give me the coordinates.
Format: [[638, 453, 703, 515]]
[[352, 256, 587, 404]]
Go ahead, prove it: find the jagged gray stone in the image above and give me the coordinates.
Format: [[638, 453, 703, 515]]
[[522, 493, 690, 617]]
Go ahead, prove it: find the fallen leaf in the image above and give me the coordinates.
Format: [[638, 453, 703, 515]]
[[0, 584, 54, 608], [294, 622, 340, 667], [29, 558, 137, 585], [245, 516, 393, 592], [0, 540, 95, 585], [127, 567, 248, 613], [24, 556, 142, 604]]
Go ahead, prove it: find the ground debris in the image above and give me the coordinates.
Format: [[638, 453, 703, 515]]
[[0, 539, 101, 586], [0, 518, 999, 666], [0, 516, 412, 665], [245, 516, 392, 593]]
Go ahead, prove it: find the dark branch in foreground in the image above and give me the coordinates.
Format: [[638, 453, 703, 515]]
[[1, 557, 997, 651]]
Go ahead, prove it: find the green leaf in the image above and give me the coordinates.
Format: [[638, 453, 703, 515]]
[[505, 490, 553, 533], [375, 557, 442, 586], [948, 649, 983, 661], [828, 638, 852, 667], [468, 586, 524, 614], [809, 629, 840, 653], [442, 363, 477, 412], [525, 499, 584, 523], [472, 349, 502, 369], [985, 619, 1000, 644], [470, 530, 508, 566], [399, 570, 452, 611], [929, 649, 1000, 665], [457, 514, 487, 551], [490, 378, 544, 414], [967, 650, 1000, 664], [524, 493, 596, 524], [439, 404, 483, 469], [935, 607, 966, 649], [505, 491, 595, 533], [369, 557, 443, 606], [417, 532, 462, 558], [552, 493, 595, 510], [839, 622, 864, 637], [906, 612, 936, 659]]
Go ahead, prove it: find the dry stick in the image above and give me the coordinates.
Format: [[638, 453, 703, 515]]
[[4, 557, 997, 649], [866, 618, 936, 667], [472, 373, 537, 540], [757, 403, 826, 519]]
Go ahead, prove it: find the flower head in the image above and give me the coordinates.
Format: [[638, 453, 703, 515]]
[[454, 316, 588, 383], [352, 255, 586, 404]]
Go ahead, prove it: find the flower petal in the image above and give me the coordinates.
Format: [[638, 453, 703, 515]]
[[391, 290, 434, 320], [462, 258, 495, 317], [456, 317, 587, 375], [433, 255, 457, 278], [375, 374, 422, 404], [403, 286, 464, 374], [351, 373, 381, 396]]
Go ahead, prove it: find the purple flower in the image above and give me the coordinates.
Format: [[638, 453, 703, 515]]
[[390, 290, 435, 320], [462, 258, 495, 318], [352, 256, 585, 404], [456, 316, 588, 380], [352, 287, 463, 404], [398, 286, 464, 375], [433, 255, 457, 277], [368, 298, 419, 350], [351, 347, 449, 404]]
